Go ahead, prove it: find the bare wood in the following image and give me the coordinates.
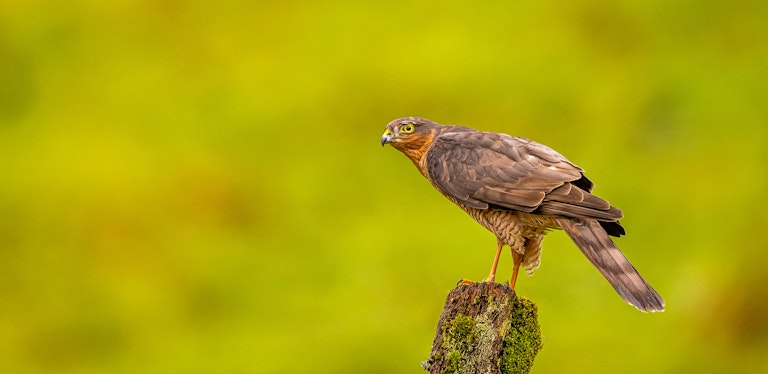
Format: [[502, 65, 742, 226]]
[[422, 283, 542, 374]]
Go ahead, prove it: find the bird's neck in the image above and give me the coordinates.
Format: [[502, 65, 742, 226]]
[[396, 132, 435, 168]]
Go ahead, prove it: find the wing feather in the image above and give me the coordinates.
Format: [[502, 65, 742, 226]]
[[557, 218, 664, 312], [426, 130, 621, 225]]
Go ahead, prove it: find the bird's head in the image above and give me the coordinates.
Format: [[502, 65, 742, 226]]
[[381, 117, 441, 162]]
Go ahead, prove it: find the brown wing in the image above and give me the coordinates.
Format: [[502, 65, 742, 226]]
[[426, 130, 622, 223]]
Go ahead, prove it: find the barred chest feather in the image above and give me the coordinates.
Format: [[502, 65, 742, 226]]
[[459, 203, 559, 246], [444, 192, 560, 274]]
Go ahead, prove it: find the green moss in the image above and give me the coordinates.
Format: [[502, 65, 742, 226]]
[[445, 314, 476, 344], [443, 350, 462, 374], [439, 314, 477, 373], [500, 297, 542, 374]]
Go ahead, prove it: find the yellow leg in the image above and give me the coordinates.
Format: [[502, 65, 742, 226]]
[[509, 257, 521, 289], [485, 239, 504, 283]]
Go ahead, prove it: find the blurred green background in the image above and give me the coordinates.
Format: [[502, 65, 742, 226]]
[[1, 0, 767, 373]]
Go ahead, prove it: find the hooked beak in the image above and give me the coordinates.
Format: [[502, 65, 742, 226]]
[[381, 129, 392, 146]]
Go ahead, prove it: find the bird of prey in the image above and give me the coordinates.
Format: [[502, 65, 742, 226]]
[[381, 117, 664, 312]]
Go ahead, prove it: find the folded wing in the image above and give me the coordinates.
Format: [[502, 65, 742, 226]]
[[426, 130, 622, 228]]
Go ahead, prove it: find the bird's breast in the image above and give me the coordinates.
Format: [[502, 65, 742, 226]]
[[452, 198, 560, 243]]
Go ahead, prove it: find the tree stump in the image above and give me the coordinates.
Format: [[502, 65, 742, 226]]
[[422, 282, 542, 374]]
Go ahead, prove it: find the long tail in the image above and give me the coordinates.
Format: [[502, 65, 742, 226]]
[[557, 217, 665, 312]]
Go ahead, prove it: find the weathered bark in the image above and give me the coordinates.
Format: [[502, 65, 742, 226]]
[[422, 283, 542, 374]]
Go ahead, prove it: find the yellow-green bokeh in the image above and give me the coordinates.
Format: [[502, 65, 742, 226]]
[[1, 1, 767, 373]]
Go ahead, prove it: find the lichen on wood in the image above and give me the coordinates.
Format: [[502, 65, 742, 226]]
[[422, 282, 542, 374]]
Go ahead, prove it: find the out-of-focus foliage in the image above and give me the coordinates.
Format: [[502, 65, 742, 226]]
[[1, 0, 767, 372]]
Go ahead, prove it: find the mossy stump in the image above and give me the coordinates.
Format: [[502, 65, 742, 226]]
[[422, 282, 542, 374]]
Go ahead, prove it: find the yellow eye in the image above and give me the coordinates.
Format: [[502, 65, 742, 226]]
[[401, 124, 414, 133]]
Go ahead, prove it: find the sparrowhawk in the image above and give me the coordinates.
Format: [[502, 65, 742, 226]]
[[381, 117, 664, 312]]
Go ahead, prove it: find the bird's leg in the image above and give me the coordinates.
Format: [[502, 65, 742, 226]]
[[509, 255, 522, 290], [484, 239, 504, 283]]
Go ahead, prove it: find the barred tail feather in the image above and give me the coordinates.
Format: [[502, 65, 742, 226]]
[[557, 218, 665, 312]]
